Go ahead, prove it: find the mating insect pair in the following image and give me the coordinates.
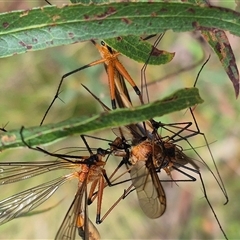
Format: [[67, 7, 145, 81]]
[[0, 119, 229, 240]]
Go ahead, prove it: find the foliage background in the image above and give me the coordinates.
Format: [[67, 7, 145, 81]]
[[0, 0, 239, 239]]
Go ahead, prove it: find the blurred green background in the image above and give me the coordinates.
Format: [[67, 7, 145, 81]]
[[0, 1, 240, 239]]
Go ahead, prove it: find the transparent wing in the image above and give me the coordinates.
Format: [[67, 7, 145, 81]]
[[0, 175, 72, 225], [55, 178, 94, 240], [0, 161, 76, 185], [78, 186, 100, 240], [55, 183, 84, 240], [130, 161, 166, 218], [148, 160, 166, 216], [55, 178, 101, 240]]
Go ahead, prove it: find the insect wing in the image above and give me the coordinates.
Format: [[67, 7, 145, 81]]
[[0, 161, 76, 185], [55, 177, 100, 240], [55, 180, 86, 240], [130, 161, 166, 218], [148, 159, 166, 217], [0, 175, 71, 225], [114, 70, 132, 108]]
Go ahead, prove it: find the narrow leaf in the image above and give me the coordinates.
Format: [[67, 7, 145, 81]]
[[201, 29, 239, 97], [187, 0, 240, 97], [0, 88, 203, 150], [1, 2, 240, 58]]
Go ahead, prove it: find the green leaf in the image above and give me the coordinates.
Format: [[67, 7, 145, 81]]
[[104, 36, 175, 65], [71, 0, 111, 3], [186, 0, 239, 97], [1, 2, 240, 58], [0, 87, 203, 150], [201, 29, 239, 97]]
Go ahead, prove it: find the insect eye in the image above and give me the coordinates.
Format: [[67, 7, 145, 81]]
[[101, 41, 105, 46]]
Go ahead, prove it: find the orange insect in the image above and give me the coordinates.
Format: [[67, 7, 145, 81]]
[[0, 127, 113, 240], [55, 154, 106, 240], [41, 40, 142, 125]]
